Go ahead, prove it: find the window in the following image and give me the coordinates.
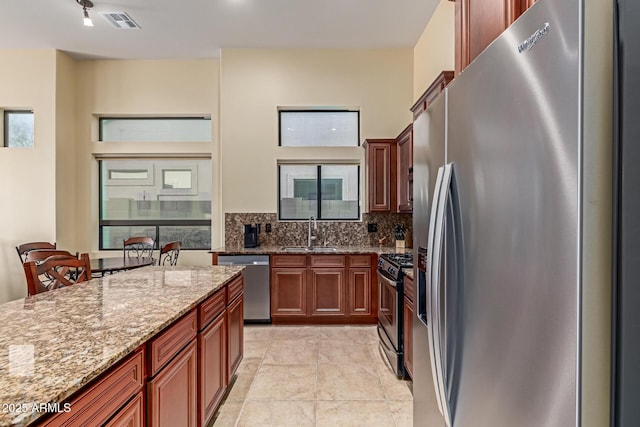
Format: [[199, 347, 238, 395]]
[[3, 110, 34, 148], [279, 164, 359, 220], [99, 117, 211, 142], [279, 110, 359, 147], [99, 159, 211, 249]]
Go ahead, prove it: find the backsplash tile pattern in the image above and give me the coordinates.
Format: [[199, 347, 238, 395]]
[[225, 212, 412, 249]]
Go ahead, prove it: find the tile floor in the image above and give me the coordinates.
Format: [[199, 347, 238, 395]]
[[212, 325, 413, 427]]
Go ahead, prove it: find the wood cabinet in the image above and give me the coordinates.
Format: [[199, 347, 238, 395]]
[[310, 268, 346, 316], [198, 313, 226, 426], [396, 124, 413, 213], [271, 267, 308, 317], [104, 391, 144, 427], [453, 0, 537, 75], [36, 274, 243, 427], [411, 71, 455, 121], [270, 254, 377, 324], [403, 275, 415, 380], [148, 340, 198, 427], [226, 291, 244, 379], [363, 139, 397, 212], [42, 349, 145, 427]]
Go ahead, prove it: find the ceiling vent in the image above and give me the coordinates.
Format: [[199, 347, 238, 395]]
[[101, 12, 141, 29]]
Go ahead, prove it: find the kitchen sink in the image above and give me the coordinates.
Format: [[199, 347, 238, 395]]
[[280, 246, 338, 252], [311, 247, 337, 252]]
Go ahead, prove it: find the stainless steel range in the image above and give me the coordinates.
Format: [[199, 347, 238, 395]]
[[377, 252, 412, 378]]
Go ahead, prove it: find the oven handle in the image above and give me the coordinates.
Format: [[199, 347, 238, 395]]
[[376, 326, 395, 353], [377, 271, 398, 289]]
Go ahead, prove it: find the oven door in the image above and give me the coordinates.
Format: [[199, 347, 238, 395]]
[[377, 269, 399, 349]]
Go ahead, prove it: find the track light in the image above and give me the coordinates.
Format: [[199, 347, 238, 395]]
[[76, 0, 94, 27]]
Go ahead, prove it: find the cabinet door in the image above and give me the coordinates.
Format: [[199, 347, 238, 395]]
[[403, 297, 414, 379], [148, 340, 197, 427], [365, 140, 397, 212], [455, 0, 528, 74], [396, 125, 413, 213], [309, 268, 346, 316], [271, 268, 308, 317], [105, 391, 144, 427], [227, 295, 244, 379], [199, 313, 227, 426], [348, 268, 373, 317]]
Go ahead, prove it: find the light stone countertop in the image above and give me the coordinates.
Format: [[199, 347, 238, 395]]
[[403, 268, 414, 280], [210, 245, 413, 255], [0, 265, 244, 427]]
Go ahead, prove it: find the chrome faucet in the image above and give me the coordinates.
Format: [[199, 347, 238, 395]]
[[307, 216, 317, 248]]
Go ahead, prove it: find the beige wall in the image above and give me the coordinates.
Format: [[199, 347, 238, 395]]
[[74, 59, 219, 265], [0, 49, 58, 303], [413, 0, 455, 101], [55, 51, 78, 251], [219, 48, 414, 215]]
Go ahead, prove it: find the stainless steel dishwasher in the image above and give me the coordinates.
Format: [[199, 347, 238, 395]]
[[217, 255, 270, 323]]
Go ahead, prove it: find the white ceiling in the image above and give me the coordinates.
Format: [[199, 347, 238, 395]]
[[0, 0, 440, 60]]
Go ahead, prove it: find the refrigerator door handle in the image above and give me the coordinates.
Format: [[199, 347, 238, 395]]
[[431, 163, 454, 426], [425, 166, 446, 417]]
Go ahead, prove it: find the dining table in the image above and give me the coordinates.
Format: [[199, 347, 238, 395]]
[[89, 256, 155, 276]]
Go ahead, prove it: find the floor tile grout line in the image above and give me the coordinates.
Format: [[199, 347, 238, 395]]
[[233, 333, 271, 426]]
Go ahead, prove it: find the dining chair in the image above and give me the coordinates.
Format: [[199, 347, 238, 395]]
[[158, 241, 181, 266], [24, 249, 78, 264], [16, 241, 56, 263], [123, 237, 155, 260], [23, 253, 92, 296]]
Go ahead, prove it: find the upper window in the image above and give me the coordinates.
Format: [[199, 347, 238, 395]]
[[279, 164, 360, 220], [3, 110, 34, 148], [99, 158, 212, 250], [279, 110, 359, 147], [99, 117, 211, 142]]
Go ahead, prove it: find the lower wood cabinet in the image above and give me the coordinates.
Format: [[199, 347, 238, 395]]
[[198, 313, 227, 426], [104, 391, 144, 427], [42, 349, 145, 427], [348, 268, 374, 317], [271, 268, 308, 317], [227, 293, 244, 379], [147, 340, 198, 427], [310, 268, 345, 316], [271, 254, 376, 324]]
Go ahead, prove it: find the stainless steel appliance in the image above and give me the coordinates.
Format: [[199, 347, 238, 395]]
[[217, 255, 270, 323], [377, 252, 412, 378], [413, 0, 613, 425], [613, 0, 640, 424]]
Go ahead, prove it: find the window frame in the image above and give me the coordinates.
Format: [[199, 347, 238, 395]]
[[3, 110, 34, 148], [277, 164, 361, 221], [98, 116, 212, 142], [98, 159, 211, 250], [278, 109, 360, 147]]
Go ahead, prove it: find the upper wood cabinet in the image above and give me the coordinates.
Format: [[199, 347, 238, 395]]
[[453, 0, 537, 75], [411, 71, 455, 121], [396, 125, 413, 213], [363, 139, 397, 212]]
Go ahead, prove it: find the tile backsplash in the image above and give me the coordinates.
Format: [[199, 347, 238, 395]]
[[225, 212, 412, 248]]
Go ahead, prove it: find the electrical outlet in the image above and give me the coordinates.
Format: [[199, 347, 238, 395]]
[[367, 223, 378, 233], [265, 223, 272, 232]]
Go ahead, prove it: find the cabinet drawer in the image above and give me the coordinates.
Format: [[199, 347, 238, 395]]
[[403, 275, 415, 303], [348, 254, 372, 268], [199, 289, 226, 331], [226, 274, 244, 304], [271, 254, 307, 267], [309, 255, 345, 268], [149, 310, 197, 377], [104, 391, 143, 427], [43, 349, 144, 427]]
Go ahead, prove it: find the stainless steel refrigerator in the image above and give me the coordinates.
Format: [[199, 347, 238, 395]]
[[412, 0, 613, 426]]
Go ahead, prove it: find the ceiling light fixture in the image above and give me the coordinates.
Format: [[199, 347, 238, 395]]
[[76, 0, 94, 27]]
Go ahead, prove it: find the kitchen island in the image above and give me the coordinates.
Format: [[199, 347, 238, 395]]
[[0, 265, 244, 426]]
